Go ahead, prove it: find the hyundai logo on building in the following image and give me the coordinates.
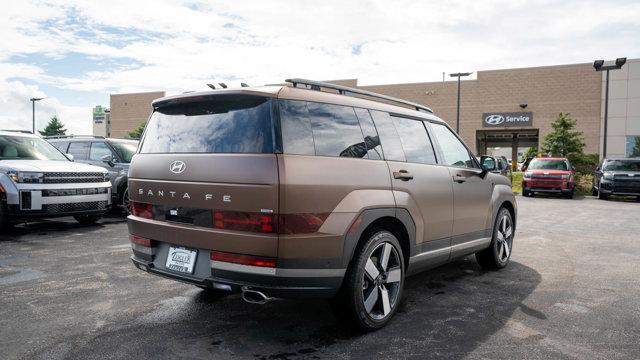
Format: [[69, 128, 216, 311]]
[[484, 114, 505, 125], [482, 112, 533, 128], [169, 160, 186, 174]]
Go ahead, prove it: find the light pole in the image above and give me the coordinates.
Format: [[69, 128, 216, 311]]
[[29, 97, 45, 134], [449, 72, 472, 133], [594, 58, 626, 158]]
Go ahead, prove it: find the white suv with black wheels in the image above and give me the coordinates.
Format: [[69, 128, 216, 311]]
[[0, 131, 111, 229]]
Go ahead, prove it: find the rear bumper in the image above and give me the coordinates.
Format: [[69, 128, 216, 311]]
[[131, 255, 344, 298]]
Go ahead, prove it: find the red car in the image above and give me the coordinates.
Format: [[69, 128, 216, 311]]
[[522, 157, 575, 198]]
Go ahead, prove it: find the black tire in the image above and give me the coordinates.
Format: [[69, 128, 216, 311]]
[[564, 191, 574, 199], [592, 187, 598, 196], [522, 190, 530, 197], [0, 204, 9, 232], [598, 190, 609, 200], [73, 214, 103, 225], [122, 187, 130, 214], [636, 196, 640, 202], [333, 230, 405, 332], [476, 208, 514, 270]]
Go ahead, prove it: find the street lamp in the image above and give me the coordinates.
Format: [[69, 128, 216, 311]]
[[449, 72, 472, 133], [594, 57, 626, 158], [29, 97, 45, 134]]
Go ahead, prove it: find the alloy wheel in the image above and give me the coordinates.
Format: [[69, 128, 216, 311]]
[[362, 242, 402, 320], [496, 214, 513, 262]]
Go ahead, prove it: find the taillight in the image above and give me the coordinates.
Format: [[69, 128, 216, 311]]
[[210, 251, 276, 268], [278, 213, 329, 234], [213, 210, 275, 233], [131, 201, 153, 219], [130, 234, 154, 247]]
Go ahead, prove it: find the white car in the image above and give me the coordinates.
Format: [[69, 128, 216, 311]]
[[0, 130, 111, 229]]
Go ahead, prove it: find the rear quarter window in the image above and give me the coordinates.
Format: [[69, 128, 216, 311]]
[[279, 100, 369, 159]]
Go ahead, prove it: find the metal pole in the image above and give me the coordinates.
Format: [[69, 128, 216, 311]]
[[32, 99, 36, 134], [603, 69, 609, 158], [455, 75, 461, 133]]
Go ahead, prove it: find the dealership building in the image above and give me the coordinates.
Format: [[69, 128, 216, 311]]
[[97, 58, 640, 160]]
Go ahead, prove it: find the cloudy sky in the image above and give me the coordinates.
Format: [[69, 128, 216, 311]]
[[1, 0, 639, 135]]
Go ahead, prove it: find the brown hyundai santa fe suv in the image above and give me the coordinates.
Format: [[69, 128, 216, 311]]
[[128, 79, 517, 331]]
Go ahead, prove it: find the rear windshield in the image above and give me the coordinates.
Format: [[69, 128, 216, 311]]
[[603, 160, 640, 171], [527, 159, 569, 170], [140, 96, 274, 154]]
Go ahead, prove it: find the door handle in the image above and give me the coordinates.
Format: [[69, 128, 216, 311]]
[[393, 170, 414, 181], [453, 174, 466, 183]]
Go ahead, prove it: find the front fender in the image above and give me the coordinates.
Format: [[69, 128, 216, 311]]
[[0, 174, 19, 205]]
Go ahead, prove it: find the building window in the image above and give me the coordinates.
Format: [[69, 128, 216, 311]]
[[626, 136, 640, 157]]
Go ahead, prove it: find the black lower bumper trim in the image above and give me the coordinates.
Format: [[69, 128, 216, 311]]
[[131, 256, 342, 298]]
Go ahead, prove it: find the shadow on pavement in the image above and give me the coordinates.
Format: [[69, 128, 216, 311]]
[[38, 258, 541, 359], [1, 211, 126, 241]]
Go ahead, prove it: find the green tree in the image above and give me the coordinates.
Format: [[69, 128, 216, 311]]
[[541, 112, 585, 157], [523, 146, 538, 160], [128, 122, 146, 139], [38, 116, 67, 137]]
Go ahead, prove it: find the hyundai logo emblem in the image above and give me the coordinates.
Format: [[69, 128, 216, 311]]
[[169, 160, 186, 174], [484, 114, 505, 125]]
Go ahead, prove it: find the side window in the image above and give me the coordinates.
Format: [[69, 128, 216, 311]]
[[66, 141, 90, 160], [307, 102, 366, 158], [354, 108, 383, 160], [279, 100, 315, 156], [370, 110, 405, 162], [89, 142, 114, 161], [429, 123, 476, 168], [52, 142, 69, 153], [392, 117, 437, 164]]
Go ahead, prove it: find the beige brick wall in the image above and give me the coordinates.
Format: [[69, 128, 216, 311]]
[[109, 91, 165, 139], [360, 63, 602, 155]]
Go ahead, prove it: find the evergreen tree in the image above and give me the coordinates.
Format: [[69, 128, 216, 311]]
[[128, 122, 146, 139], [38, 116, 67, 137], [541, 112, 585, 157]]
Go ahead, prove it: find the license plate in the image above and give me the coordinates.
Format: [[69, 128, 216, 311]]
[[165, 246, 197, 274]]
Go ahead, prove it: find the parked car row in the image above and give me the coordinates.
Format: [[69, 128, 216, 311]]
[[517, 156, 640, 201], [0, 131, 138, 230]]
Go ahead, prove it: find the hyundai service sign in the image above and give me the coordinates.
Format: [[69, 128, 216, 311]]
[[482, 112, 533, 128]]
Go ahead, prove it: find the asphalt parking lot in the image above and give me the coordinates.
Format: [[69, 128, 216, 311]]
[[1, 196, 639, 360]]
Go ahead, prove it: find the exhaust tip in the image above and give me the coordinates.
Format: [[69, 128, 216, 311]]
[[241, 287, 271, 305]]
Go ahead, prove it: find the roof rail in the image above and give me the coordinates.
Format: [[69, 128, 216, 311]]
[[1, 129, 34, 134], [285, 78, 433, 114], [45, 135, 105, 139]]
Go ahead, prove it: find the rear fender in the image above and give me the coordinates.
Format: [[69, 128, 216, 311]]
[[341, 208, 416, 269]]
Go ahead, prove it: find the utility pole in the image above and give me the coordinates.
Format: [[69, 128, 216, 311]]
[[30, 97, 44, 134], [449, 72, 472, 133], [594, 58, 626, 158]]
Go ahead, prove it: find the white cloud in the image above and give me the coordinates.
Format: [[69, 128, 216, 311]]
[[0, 0, 639, 136], [0, 79, 91, 135]]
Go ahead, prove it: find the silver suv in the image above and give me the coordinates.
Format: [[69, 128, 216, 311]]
[[0, 131, 112, 229]]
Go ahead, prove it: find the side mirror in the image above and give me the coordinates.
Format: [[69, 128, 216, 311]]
[[65, 153, 74, 162], [101, 154, 115, 167], [480, 156, 497, 172], [571, 166, 576, 172]]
